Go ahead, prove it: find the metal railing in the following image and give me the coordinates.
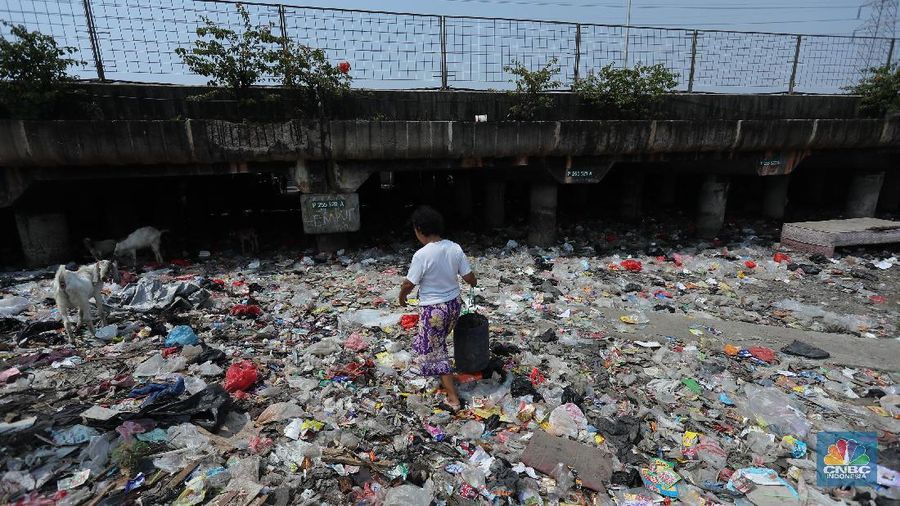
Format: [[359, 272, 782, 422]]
[[1, 0, 897, 93]]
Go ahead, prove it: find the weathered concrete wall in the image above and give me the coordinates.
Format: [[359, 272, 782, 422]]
[[3, 117, 897, 170], [56, 83, 867, 122]]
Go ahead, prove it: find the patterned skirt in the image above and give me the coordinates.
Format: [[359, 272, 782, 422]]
[[412, 297, 462, 377]]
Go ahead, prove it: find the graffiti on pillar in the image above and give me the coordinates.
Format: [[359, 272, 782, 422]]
[[300, 193, 361, 234]]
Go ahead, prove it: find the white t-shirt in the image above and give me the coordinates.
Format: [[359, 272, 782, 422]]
[[406, 240, 472, 306]]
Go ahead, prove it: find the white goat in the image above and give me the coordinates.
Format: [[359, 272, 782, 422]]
[[53, 260, 117, 341], [114, 226, 167, 267]]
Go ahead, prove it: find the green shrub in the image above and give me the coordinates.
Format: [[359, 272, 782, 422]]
[[845, 64, 900, 116], [0, 23, 83, 118], [275, 39, 351, 116], [573, 63, 678, 116], [504, 58, 561, 120], [175, 4, 281, 100]]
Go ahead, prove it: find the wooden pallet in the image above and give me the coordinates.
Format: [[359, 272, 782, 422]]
[[780, 218, 900, 257]]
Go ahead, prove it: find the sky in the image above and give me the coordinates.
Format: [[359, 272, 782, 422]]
[[273, 0, 897, 37], [1, 0, 897, 92]]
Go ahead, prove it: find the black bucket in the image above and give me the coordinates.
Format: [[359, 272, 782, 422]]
[[454, 312, 490, 372]]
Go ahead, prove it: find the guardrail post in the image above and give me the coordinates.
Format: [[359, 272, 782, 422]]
[[688, 30, 698, 92], [887, 38, 896, 67], [788, 35, 801, 94], [574, 23, 581, 82], [440, 16, 448, 90], [81, 0, 105, 81]]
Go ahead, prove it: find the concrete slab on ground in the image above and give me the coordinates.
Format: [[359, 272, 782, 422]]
[[780, 218, 900, 257], [595, 307, 900, 372]]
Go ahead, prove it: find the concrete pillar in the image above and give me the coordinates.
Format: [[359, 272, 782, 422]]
[[484, 180, 506, 229], [845, 172, 885, 218], [762, 175, 791, 220], [316, 233, 348, 253], [15, 210, 70, 267], [619, 172, 645, 220], [528, 182, 557, 246], [877, 171, 900, 213], [696, 175, 730, 239]]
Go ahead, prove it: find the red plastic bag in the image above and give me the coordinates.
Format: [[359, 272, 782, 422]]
[[773, 252, 791, 263], [869, 295, 886, 304], [747, 346, 776, 363], [224, 360, 258, 393], [170, 258, 191, 267], [744, 260, 757, 269], [620, 259, 643, 273], [529, 367, 546, 386], [230, 304, 262, 318], [400, 314, 419, 330], [161, 346, 180, 358]]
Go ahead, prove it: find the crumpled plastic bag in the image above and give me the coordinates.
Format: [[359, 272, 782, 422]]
[[224, 361, 258, 393], [0, 296, 29, 316], [165, 326, 199, 347], [129, 376, 186, 407], [344, 333, 369, 351], [620, 259, 643, 273], [229, 304, 262, 318], [140, 384, 232, 431], [546, 403, 587, 438]]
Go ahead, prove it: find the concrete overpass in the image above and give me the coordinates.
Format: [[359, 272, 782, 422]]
[[1, 84, 898, 265]]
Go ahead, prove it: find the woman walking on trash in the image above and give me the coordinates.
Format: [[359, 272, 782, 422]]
[[398, 206, 477, 412]]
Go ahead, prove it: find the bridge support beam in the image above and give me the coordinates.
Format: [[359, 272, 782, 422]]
[[845, 172, 884, 218], [484, 180, 506, 229], [15, 210, 70, 267], [762, 175, 791, 220], [619, 172, 644, 221], [696, 175, 730, 239], [528, 182, 557, 247]]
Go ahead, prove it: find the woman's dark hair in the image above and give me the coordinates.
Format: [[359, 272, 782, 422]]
[[411, 206, 444, 236]]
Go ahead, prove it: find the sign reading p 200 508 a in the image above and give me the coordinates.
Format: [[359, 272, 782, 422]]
[[301, 193, 360, 234]]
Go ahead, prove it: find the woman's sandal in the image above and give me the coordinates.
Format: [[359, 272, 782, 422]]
[[441, 398, 467, 413]]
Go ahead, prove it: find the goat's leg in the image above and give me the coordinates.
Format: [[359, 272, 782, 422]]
[[78, 300, 96, 337], [94, 289, 107, 326], [56, 296, 74, 341], [151, 241, 163, 263]]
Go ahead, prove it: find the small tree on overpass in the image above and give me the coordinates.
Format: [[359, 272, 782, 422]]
[[175, 4, 281, 100], [846, 63, 900, 116], [573, 63, 678, 117], [0, 23, 83, 118]]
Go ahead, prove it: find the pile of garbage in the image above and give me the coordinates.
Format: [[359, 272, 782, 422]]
[[0, 219, 897, 505]]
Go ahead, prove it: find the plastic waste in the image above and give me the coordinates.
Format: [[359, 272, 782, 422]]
[[547, 403, 587, 438], [51, 425, 100, 446], [0, 296, 29, 316], [743, 383, 810, 436], [460, 420, 485, 440], [141, 384, 232, 431], [384, 484, 433, 506], [165, 325, 199, 347], [223, 360, 258, 393]]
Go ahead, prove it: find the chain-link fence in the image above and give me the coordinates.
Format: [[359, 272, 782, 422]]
[[1, 0, 896, 93]]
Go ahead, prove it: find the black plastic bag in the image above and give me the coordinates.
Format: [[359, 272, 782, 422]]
[[140, 384, 232, 431]]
